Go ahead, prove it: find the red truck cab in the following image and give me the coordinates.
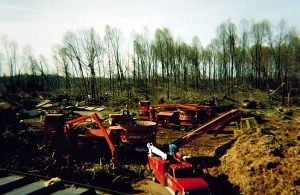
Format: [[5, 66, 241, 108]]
[[166, 164, 210, 195], [148, 154, 210, 195]]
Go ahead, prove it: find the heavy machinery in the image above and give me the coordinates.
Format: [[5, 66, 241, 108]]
[[108, 120, 157, 145], [233, 117, 260, 137], [138, 101, 151, 118], [108, 108, 158, 145], [138, 101, 212, 131], [169, 109, 242, 153], [61, 113, 117, 167], [44, 112, 157, 168], [147, 109, 243, 194], [108, 108, 132, 126], [147, 143, 210, 195]]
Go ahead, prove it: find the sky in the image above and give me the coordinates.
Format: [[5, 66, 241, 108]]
[[0, 0, 299, 72]]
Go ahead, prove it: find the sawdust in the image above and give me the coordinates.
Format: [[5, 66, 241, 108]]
[[210, 132, 300, 194]]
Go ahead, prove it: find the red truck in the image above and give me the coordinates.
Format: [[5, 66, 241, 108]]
[[147, 109, 243, 194], [147, 143, 210, 195]]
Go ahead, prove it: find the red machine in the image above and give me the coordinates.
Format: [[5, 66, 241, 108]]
[[108, 109, 132, 126], [138, 101, 151, 118], [108, 120, 157, 145], [44, 112, 157, 168], [171, 109, 242, 149], [138, 101, 212, 131], [63, 113, 117, 168], [147, 109, 243, 194], [147, 143, 210, 194], [108, 109, 158, 145]]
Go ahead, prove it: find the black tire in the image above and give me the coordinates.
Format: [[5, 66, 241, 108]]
[[152, 176, 156, 182], [151, 170, 157, 182], [179, 125, 186, 131], [187, 126, 194, 131]]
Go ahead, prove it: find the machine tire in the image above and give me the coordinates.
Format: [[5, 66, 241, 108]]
[[151, 170, 157, 182], [175, 191, 181, 195], [179, 125, 186, 131], [187, 126, 193, 131], [162, 120, 168, 128]]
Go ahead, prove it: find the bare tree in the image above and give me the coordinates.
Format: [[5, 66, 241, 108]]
[[63, 31, 89, 96], [2, 36, 17, 90], [216, 23, 229, 85], [266, 19, 288, 85], [61, 28, 103, 99], [37, 55, 50, 92], [226, 20, 237, 85], [250, 20, 269, 87], [237, 19, 250, 83], [133, 29, 152, 91], [53, 46, 71, 92], [24, 46, 39, 92], [206, 38, 220, 89], [152, 28, 175, 99], [104, 25, 124, 93], [82, 28, 102, 99]]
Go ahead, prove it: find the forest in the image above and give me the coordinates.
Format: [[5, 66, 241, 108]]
[[1, 17, 300, 195], [1, 19, 299, 102]]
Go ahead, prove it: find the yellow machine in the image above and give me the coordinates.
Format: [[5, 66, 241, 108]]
[[234, 117, 260, 137]]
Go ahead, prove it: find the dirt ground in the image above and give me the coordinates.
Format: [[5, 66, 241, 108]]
[[208, 107, 300, 195], [0, 94, 300, 194], [133, 107, 300, 194]]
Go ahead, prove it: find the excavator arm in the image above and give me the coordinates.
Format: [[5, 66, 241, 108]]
[[64, 113, 117, 168]]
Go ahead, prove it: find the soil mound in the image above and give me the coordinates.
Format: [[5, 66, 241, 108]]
[[211, 133, 300, 194]]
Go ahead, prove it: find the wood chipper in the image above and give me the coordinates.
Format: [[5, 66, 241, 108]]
[[138, 101, 212, 131], [44, 112, 157, 168], [44, 113, 118, 168]]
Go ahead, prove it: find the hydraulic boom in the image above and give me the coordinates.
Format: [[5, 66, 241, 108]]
[[64, 113, 117, 168], [171, 109, 242, 148]]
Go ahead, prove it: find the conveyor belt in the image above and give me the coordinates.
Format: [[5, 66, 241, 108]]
[[172, 109, 242, 147]]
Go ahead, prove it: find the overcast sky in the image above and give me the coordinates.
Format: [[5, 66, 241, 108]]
[[0, 0, 299, 69]]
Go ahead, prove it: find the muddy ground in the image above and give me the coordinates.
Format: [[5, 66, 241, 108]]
[[0, 95, 300, 194]]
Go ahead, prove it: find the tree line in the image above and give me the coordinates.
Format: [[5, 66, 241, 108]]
[[1, 19, 300, 101]]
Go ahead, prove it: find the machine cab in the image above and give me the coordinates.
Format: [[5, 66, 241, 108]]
[[234, 117, 259, 137], [138, 101, 151, 117]]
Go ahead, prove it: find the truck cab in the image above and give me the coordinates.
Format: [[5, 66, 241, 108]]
[[166, 164, 210, 195], [147, 143, 210, 195]]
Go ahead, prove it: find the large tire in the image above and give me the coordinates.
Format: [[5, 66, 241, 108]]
[[151, 170, 157, 182], [175, 191, 181, 195], [187, 126, 194, 131], [179, 125, 186, 131]]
